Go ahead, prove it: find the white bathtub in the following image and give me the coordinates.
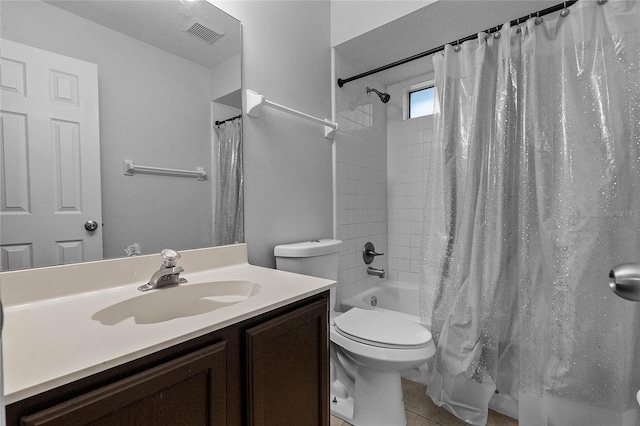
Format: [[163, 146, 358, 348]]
[[341, 282, 422, 325]]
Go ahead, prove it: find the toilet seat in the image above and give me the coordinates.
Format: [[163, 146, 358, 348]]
[[330, 325, 434, 367], [333, 308, 432, 350]]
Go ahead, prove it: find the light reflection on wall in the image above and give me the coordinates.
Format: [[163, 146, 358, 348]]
[[337, 103, 374, 131]]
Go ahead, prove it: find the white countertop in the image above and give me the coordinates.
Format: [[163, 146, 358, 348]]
[[0, 244, 335, 405]]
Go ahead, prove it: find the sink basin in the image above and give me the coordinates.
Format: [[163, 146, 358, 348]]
[[92, 280, 261, 325]]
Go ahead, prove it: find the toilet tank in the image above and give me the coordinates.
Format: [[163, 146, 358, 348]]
[[274, 239, 342, 309]]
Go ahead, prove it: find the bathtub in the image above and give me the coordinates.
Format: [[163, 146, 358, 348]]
[[341, 282, 423, 325]]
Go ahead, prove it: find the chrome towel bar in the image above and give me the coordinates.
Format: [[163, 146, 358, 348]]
[[123, 160, 206, 180]]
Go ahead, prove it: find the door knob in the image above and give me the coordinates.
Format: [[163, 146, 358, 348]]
[[609, 263, 640, 301], [84, 220, 99, 232]]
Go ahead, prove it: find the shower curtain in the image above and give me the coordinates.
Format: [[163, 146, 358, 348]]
[[421, 1, 640, 424], [213, 118, 244, 246]]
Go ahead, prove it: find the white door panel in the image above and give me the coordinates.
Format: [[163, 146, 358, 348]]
[[0, 39, 102, 270]]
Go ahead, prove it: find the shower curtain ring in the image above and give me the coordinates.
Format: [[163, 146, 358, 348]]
[[454, 40, 461, 52], [493, 25, 501, 39], [560, 2, 570, 17], [535, 11, 543, 25]]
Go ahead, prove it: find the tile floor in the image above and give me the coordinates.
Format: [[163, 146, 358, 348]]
[[329, 378, 518, 426]]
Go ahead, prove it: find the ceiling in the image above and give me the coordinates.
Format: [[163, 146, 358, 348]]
[[335, 0, 563, 86], [44, 0, 241, 70]]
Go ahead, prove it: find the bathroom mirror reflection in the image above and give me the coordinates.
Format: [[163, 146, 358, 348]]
[[0, 0, 243, 271]]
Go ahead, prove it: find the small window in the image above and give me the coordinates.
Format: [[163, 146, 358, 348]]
[[408, 86, 435, 119]]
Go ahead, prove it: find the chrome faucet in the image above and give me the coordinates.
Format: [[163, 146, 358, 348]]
[[367, 267, 385, 279], [138, 249, 187, 292]]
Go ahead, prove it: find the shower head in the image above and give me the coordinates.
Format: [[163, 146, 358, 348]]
[[366, 87, 391, 104], [609, 263, 640, 301]]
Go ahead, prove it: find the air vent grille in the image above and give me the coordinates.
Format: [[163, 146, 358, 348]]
[[184, 19, 224, 45]]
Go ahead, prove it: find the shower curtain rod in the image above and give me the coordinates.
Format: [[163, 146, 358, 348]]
[[336, 0, 579, 87], [215, 114, 242, 126]]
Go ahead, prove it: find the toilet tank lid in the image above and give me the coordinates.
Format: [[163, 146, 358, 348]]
[[274, 239, 342, 257]]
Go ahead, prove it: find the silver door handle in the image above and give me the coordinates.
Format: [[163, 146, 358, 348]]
[[84, 220, 99, 232], [609, 263, 640, 301]]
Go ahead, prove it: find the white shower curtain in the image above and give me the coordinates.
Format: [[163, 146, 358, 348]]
[[213, 118, 244, 246], [421, 1, 640, 424]]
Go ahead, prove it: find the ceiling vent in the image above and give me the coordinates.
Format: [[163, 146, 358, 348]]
[[184, 18, 224, 45]]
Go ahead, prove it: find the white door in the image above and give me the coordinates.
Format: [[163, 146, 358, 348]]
[[0, 39, 102, 271]]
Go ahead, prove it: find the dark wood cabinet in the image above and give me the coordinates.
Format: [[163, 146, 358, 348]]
[[21, 342, 227, 426], [247, 300, 328, 426], [7, 292, 329, 426]]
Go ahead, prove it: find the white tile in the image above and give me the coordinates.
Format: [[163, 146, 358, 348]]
[[411, 196, 424, 209], [410, 130, 423, 145], [411, 222, 422, 235], [410, 272, 421, 286], [399, 246, 411, 259], [398, 143, 411, 159], [410, 116, 423, 132]]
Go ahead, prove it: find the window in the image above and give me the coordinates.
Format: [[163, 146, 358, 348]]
[[408, 86, 435, 119]]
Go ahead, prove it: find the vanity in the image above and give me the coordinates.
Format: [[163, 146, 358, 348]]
[[0, 244, 334, 425]]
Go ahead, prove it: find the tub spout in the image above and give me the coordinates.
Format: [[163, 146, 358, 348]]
[[367, 267, 385, 279]]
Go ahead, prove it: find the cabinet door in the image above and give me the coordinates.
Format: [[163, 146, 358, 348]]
[[21, 341, 227, 426], [246, 299, 328, 426]]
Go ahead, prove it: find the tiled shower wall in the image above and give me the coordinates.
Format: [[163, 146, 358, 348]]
[[333, 54, 437, 306], [333, 50, 388, 308], [386, 75, 435, 287]]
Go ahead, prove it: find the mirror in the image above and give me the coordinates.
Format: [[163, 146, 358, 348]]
[[0, 0, 242, 270]]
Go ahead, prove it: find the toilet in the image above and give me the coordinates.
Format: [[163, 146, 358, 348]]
[[274, 239, 435, 426]]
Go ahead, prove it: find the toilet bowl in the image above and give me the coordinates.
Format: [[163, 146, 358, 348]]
[[274, 239, 435, 426], [330, 307, 434, 425]]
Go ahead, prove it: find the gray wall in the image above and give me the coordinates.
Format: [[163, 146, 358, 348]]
[[219, 1, 334, 267], [1, 1, 213, 258]]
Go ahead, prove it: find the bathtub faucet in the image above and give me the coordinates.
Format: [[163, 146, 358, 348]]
[[367, 267, 385, 279]]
